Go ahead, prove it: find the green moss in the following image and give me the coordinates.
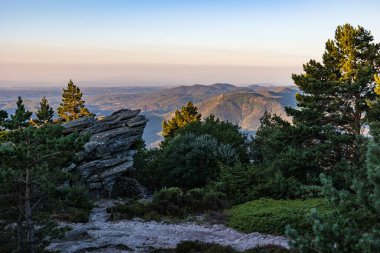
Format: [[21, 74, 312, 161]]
[[227, 198, 334, 235]]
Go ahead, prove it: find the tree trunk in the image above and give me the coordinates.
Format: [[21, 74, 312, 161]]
[[24, 168, 34, 253], [17, 189, 24, 253]]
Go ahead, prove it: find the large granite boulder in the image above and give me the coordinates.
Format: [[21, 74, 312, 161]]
[[63, 109, 148, 197]]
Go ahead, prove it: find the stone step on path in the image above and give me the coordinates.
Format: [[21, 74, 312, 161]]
[[47, 200, 289, 253]]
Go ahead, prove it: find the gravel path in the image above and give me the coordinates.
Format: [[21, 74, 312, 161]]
[[47, 200, 289, 253]]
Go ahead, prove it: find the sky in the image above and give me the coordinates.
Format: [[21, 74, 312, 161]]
[[0, 0, 379, 87]]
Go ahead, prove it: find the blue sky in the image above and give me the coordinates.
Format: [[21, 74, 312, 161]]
[[0, 0, 379, 86]]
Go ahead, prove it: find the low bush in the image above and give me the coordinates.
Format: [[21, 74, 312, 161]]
[[52, 185, 94, 222], [63, 185, 93, 210], [135, 147, 163, 192], [227, 198, 334, 235], [108, 187, 229, 220], [150, 241, 291, 253], [213, 163, 304, 204], [135, 115, 249, 192], [152, 187, 187, 217]]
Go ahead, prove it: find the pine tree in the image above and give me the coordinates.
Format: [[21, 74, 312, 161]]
[[286, 72, 380, 253], [3, 96, 32, 130], [286, 24, 380, 168], [57, 79, 93, 122], [286, 136, 380, 253], [35, 96, 54, 125], [367, 74, 380, 140], [0, 124, 87, 252], [162, 101, 201, 138]]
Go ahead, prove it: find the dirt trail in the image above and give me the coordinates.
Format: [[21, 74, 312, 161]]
[[47, 200, 289, 253]]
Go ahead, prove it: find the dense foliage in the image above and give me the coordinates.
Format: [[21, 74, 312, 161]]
[[108, 187, 228, 220], [134, 24, 380, 253], [0, 109, 8, 123], [136, 115, 248, 191], [2, 23, 380, 253], [34, 96, 54, 125], [2, 96, 33, 130], [151, 241, 291, 253], [57, 79, 93, 122], [288, 24, 379, 163], [0, 95, 92, 252], [175, 115, 249, 162], [286, 136, 380, 252], [283, 24, 380, 253], [367, 74, 380, 140], [228, 199, 333, 235], [162, 101, 201, 138], [212, 163, 302, 204]]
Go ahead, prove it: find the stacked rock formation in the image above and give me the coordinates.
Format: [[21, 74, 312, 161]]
[[62, 109, 148, 197]]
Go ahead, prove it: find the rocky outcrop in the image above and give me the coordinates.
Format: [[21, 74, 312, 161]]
[[63, 109, 148, 197]]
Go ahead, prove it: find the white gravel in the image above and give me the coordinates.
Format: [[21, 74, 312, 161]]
[[47, 200, 289, 253]]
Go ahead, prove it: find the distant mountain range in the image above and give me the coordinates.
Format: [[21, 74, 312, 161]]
[[0, 83, 298, 147]]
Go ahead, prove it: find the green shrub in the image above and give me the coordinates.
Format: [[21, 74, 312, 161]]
[[150, 241, 291, 253], [108, 201, 161, 221], [51, 185, 93, 222], [213, 163, 303, 204], [152, 187, 228, 216], [135, 115, 249, 192], [227, 198, 333, 235], [175, 115, 249, 162], [286, 141, 380, 253], [201, 190, 228, 211], [108, 187, 229, 220], [63, 185, 93, 210], [66, 207, 91, 223], [157, 133, 239, 190], [152, 187, 186, 217], [185, 188, 205, 211], [135, 147, 163, 192], [0, 227, 16, 253], [177, 241, 235, 253]]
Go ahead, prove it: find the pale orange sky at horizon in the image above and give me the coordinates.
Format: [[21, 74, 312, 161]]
[[1, 0, 379, 87], [0, 62, 301, 87]]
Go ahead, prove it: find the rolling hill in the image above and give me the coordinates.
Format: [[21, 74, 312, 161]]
[[196, 91, 291, 131], [0, 83, 298, 146]]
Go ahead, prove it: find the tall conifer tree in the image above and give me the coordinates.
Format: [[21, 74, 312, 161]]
[[287, 24, 380, 167], [162, 101, 201, 138], [35, 96, 54, 125], [57, 80, 93, 122], [3, 96, 32, 130], [287, 100, 380, 252], [0, 124, 87, 252], [367, 74, 380, 140]]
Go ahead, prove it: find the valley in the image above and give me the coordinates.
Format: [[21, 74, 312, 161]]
[[0, 83, 297, 146]]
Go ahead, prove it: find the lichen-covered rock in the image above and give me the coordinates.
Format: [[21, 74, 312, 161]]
[[63, 109, 148, 197]]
